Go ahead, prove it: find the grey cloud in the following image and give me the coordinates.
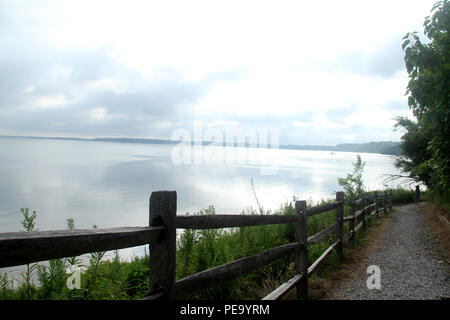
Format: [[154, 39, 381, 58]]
[[297, 35, 406, 79], [76, 69, 211, 116], [195, 111, 318, 131], [326, 105, 358, 122], [335, 35, 406, 78], [0, 2, 403, 145], [0, 31, 243, 137], [0, 6, 244, 138], [378, 100, 409, 112], [170, 111, 320, 146]]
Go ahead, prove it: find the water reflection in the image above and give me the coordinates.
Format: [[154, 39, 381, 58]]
[[0, 137, 404, 261]]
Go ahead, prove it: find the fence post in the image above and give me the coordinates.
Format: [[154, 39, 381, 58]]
[[295, 200, 308, 299], [384, 190, 387, 214], [335, 191, 344, 261], [361, 195, 366, 229], [349, 195, 355, 242], [149, 191, 177, 299], [389, 189, 393, 210], [374, 191, 378, 218]]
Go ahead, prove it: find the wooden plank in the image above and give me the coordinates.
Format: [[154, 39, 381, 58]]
[[149, 191, 177, 299], [343, 231, 353, 243], [354, 198, 364, 205], [354, 221, 364, 233], [175, 214, 300, 230], [140, 291, 164, 300], [374, 191, 379, 217], [349, 195, 356, 242], [261, 273, 303, 300], [335, 192, 344, 261], [306, 202, 339, 217], [307, 223, 336, 243], [307, 241, 339, 275], [354, 209, 363, 219], [174, 242, 300, 298], [295, 200, 308, 299], [389, 190, 393, 210], [364, 203, 375, 213], [348, 219, 355, 242], [0, 226, 164, 268], [361, 197, 367, 228]]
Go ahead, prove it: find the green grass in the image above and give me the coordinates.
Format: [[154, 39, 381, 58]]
[[390, 187, 416, 204]]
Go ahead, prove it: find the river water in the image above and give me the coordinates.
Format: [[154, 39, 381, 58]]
[[0, 136, 403, 266]]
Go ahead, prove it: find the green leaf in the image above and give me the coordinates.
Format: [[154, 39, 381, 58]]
[[402, 39, 411, 50]]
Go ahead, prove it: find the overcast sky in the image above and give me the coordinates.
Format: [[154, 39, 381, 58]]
[[0, 0, 436, 145]]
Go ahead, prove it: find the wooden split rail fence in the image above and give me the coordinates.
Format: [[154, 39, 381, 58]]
[[0, 189, 393, 299]]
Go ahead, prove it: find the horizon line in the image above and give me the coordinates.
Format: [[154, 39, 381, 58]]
[[0, 134, 401, 148]]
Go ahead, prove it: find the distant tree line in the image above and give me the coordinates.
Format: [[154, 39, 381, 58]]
[[281, 141, 401, 155]]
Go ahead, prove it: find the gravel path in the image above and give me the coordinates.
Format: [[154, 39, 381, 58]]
[[335, 202, 449, 300]]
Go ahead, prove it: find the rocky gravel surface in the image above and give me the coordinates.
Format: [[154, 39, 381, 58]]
[[335, 202, 449, 300]]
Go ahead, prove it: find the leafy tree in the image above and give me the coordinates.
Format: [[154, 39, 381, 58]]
[[393, 117, 434, 186], [396, 0, 450, 196], [338, 154, 366, 200]]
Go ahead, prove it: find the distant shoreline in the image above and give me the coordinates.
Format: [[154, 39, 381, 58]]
[[0, 135, 401, 155]]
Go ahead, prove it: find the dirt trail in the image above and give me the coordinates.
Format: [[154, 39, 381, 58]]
[[327, 202, 449, 300]]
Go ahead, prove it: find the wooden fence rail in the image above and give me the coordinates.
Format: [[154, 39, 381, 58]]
[[0, 227, 164, 268], [0, 189, 393, 300]]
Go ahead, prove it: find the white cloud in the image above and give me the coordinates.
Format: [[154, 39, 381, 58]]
[[89, 107, 110, 121], [84, 77, 125, 94], [24, 85, 35, 94], [34, 94, 70, 109]]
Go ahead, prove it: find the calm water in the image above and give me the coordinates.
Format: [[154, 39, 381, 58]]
[[0, 137, 403, 262]]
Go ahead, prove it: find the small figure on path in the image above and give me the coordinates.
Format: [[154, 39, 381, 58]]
[[415, 185, 420, 202]]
